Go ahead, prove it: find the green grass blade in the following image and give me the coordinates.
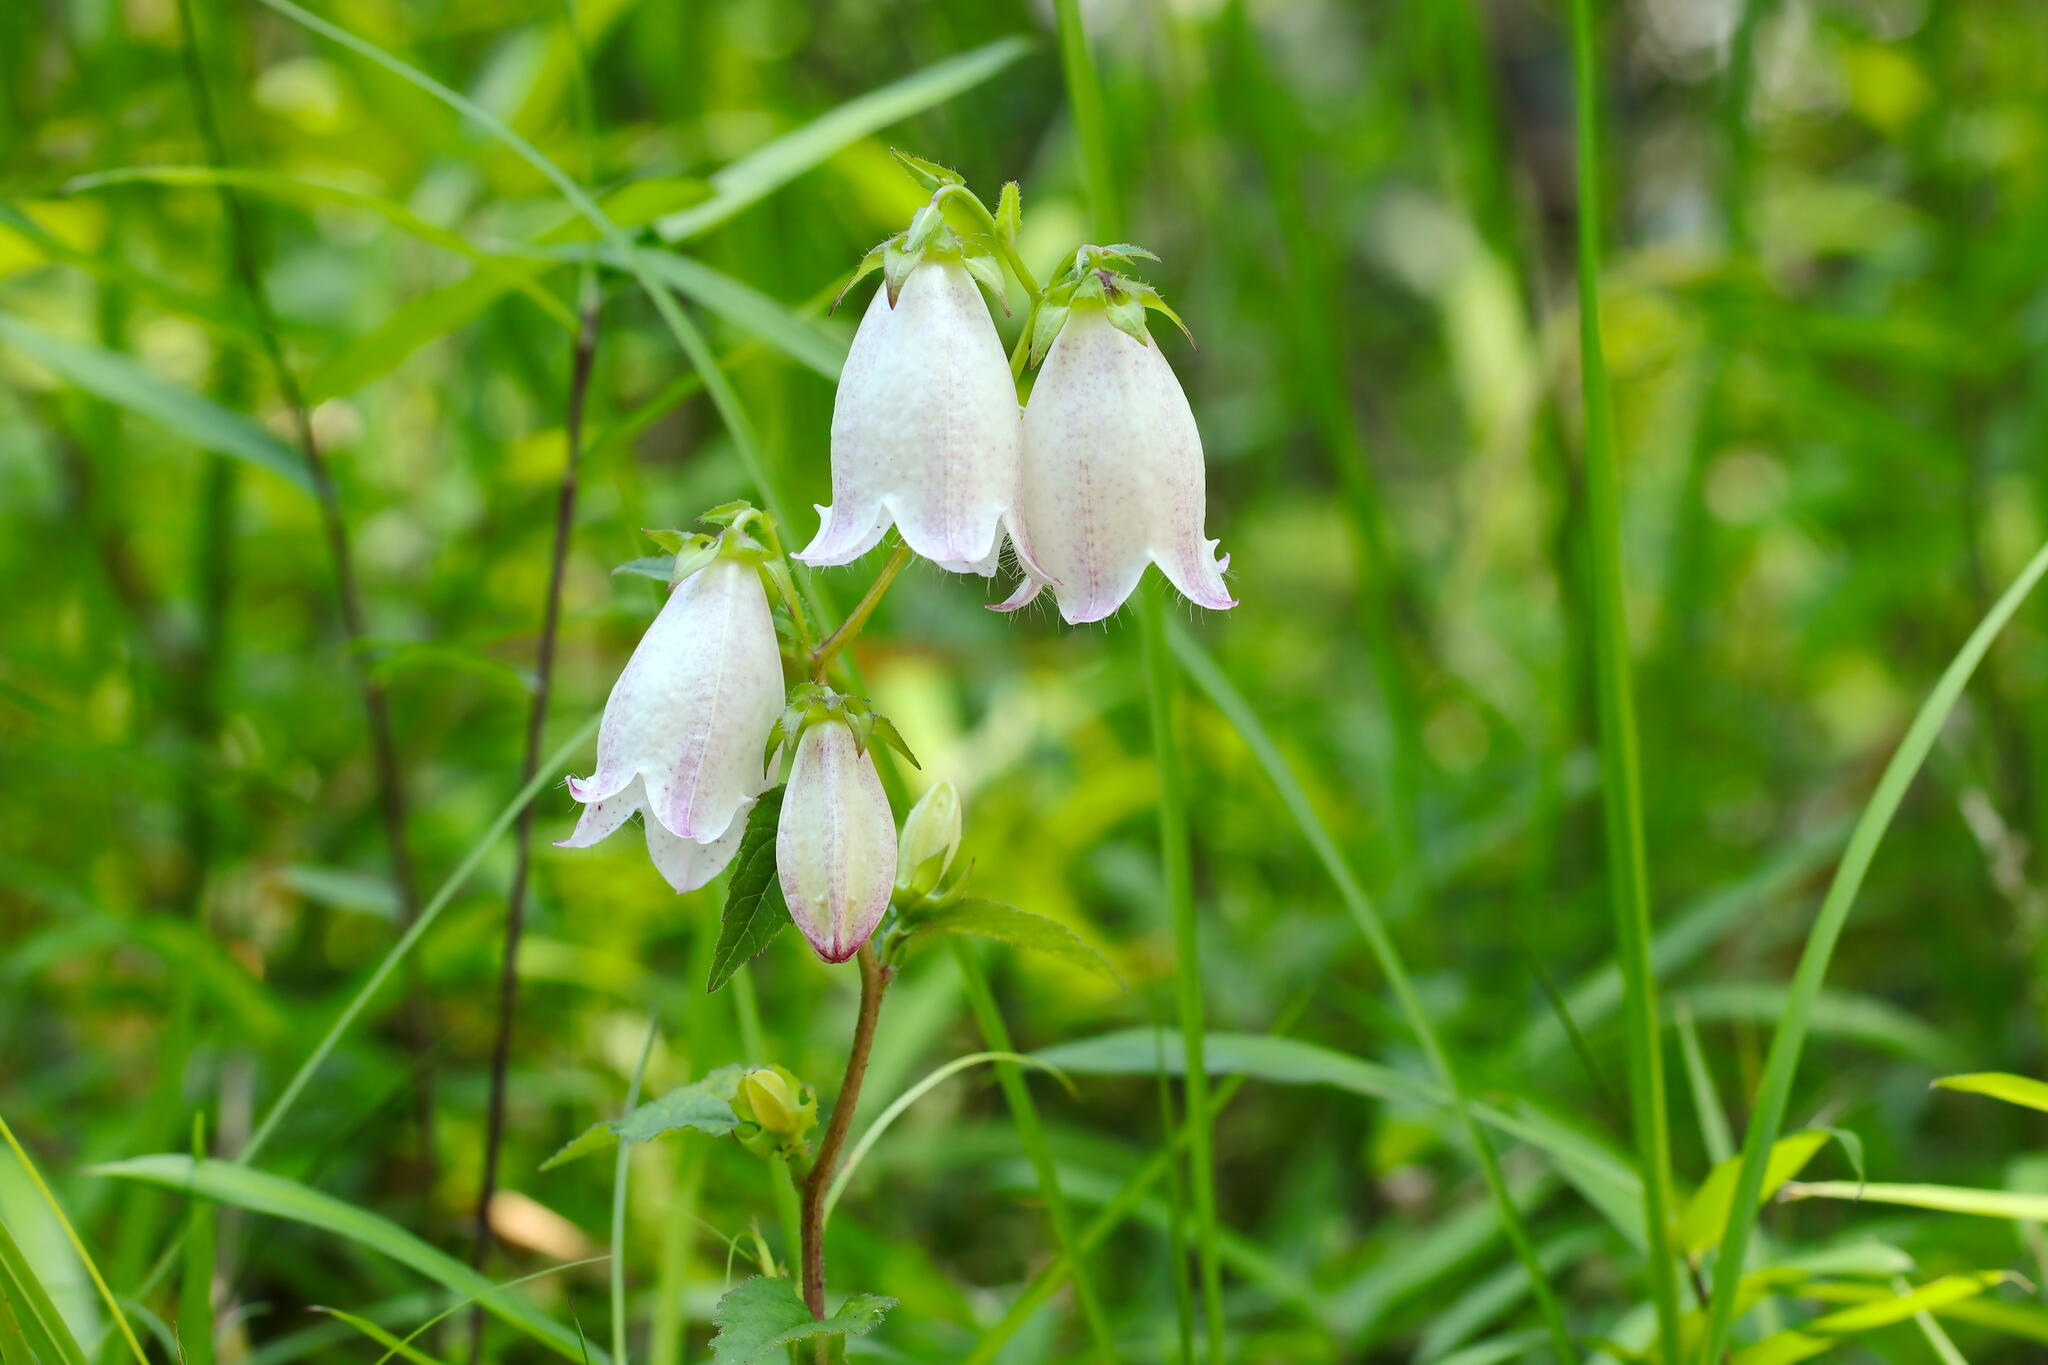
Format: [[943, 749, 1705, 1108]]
[[612, 1021, 657, 1365], [1170, 626, 1577, 1357], [1564, 0, 1683, 1354], [1701, 536, 2048, 1359], [65, 166, 579, 330], [1136, 580, 1225, 1364], [0, 313, 313, 495], [237, 713, 599, 1166], [0, 1116, 148, 1365], [85, 1156, 605, 1364], [179, 1118, 214, 1365], [1932, 1072, 2048, 1113], [0, 1213, 90, 1365], [650, 37, 1032, 243]]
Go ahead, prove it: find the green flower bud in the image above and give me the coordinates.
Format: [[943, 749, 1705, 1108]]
[[732, 1066, 816, 1146], [897, 780, 962, 898]]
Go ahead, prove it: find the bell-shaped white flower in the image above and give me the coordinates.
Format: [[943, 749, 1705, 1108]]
[[558, 554, 784, 892], [776, 716, 897, 963], [997, 305, 1235, 624], [798, 259, 1041, 578]]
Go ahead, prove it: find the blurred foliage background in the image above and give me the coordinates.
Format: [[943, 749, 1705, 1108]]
[[5, 0, 2048, 1361]]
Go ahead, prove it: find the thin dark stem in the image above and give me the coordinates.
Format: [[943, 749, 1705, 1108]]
[[466, 296, 601, 1355], [174, 0, 435, 1177], [800, 944, 891, 1319], [808, 541, 912, 681]]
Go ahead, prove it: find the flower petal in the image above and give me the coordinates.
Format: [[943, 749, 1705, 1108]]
[[556, 774, 647, 849], [645, 798, 751, 893]]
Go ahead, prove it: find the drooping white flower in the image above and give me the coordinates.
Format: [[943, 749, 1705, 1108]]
[[776, 716, 897, 963], [798, 259, 1040, 578], [559, 553, 784, 892], [998, 304, 1235, 624]]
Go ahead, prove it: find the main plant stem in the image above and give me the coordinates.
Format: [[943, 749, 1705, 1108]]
[[799, 943, 892, 1325]]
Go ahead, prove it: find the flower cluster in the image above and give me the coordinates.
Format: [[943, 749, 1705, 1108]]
[[561, 154, 1235, 962]]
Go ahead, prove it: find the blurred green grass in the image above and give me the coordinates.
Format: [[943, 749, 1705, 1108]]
[[6, 0, 2048, 1361]]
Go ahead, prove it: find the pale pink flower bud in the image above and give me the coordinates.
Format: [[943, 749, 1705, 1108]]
[[797, 260, 1042, 578], [997, 306, 1235, 623], [776, 717, 897, 963], [558, 555, 783, 892]]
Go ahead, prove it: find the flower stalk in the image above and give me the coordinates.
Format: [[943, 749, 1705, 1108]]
[[800, 944, 893, 1324]]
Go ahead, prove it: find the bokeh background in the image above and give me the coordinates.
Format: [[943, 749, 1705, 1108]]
[[6, 0, 2048, 1361]]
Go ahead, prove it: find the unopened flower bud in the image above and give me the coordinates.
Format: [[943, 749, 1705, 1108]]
[[733, 1066, 815, 1142], [896, 781, 962, 898], [777, 715, 898, 963]]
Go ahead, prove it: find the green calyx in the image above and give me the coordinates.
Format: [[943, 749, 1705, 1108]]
[[730, 1065, 817, 1160], [1026, 243, 1193, 367], [642, 501, 780, 585], [762, 684, 921, 780], [834, 149, 1020, 315]]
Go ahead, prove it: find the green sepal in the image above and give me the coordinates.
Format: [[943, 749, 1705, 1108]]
[[1133, 281, 1195, 348], [905, 202, 947, 254], [994, 181, 1021, 246], [867, 713, 921, 770], [882, 237, 925, 306], [961, 250, 1010, 315], [1105, 289, 1149, 345], [1097, 242, 1160, 263], [698, 500, 758, 530], [1029, 300, 1072, 367], [889, 147, 964, 193], [833, 238, 891, 313], [643, 528, 691, 554]]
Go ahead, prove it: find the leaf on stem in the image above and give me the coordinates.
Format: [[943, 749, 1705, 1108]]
[[708, 790, 791, 993], [708, 1276, 893, 1364], [907, 899, 1119, 986], [541, 1066, 750, 1171]]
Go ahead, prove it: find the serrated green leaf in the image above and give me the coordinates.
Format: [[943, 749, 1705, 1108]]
[[1096, 243, 1161, 263], [1934, 1071, 2048, 1113], [541, 1065, 750, 1171], [709, 790, 790, 993], [708, 1276, 893, 1365], [911, 900, 1118, 985], [0, 314, 313, 495]]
